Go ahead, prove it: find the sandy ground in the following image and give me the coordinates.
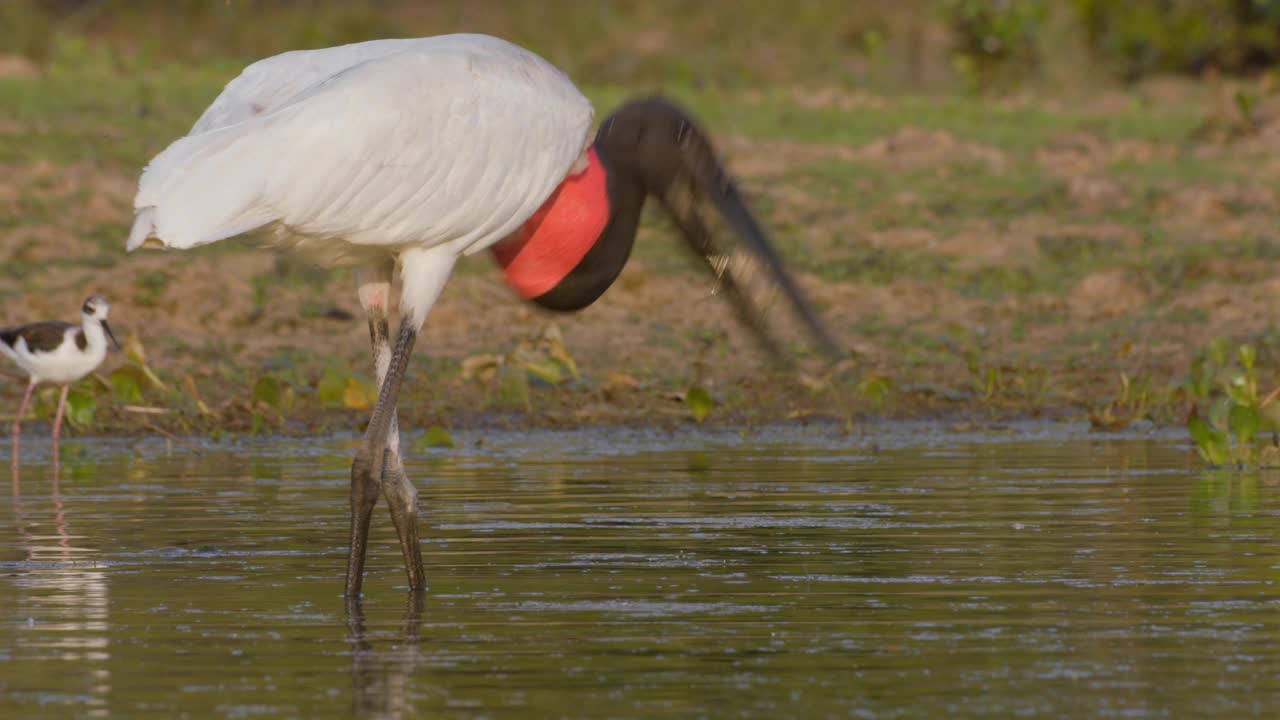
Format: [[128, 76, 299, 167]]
[[4, 76, 1280, 437]]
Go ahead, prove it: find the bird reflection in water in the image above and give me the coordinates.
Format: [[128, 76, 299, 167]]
[[346, 593, 426, 719], [10, 464, 111, 717]]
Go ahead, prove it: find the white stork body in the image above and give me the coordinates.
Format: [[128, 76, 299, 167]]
[[130, 33, 839, 597], [130, 34, 593, 325], [131, 34, 606, 596]]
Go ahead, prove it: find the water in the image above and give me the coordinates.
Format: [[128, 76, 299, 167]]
[[2, 422, 1279, 718]]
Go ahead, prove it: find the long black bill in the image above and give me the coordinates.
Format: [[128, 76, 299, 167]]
[[103, 320, 121, 350], [597, 97, 842, 362]]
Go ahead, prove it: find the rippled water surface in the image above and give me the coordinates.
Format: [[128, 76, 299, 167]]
[[3, 422, 1279, 718]]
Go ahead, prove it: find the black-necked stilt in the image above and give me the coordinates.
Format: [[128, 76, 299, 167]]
[[1, 295, 119, 471], [127, 34, 841, 596]]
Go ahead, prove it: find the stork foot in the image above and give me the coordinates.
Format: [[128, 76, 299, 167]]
[[345, 447, 385, 597], [382, 452, 426, 591]]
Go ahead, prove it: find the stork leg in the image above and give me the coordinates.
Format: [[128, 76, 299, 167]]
[[345, 246, 456, 597], [355, 261, 425, 591], [51, 384, 69, 473], [11, 378, 35, 472], [345, 324, 414, 597]]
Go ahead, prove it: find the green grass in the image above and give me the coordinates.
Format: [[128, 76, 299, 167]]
[[3, 3, 1279, 431], [0, 64, 1248, 303], [0, 67, 227, 167]]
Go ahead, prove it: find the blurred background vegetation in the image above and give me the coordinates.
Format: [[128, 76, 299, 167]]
[[5, 0, 1280, 91], [6, 0, 1280, 435]]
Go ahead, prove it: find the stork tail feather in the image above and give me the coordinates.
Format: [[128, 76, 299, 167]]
[[127, 207, 157, 252]]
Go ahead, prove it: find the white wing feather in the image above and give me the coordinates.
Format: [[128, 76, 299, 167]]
[[131, 34, 594, 261], [189, 38, 427, 133]]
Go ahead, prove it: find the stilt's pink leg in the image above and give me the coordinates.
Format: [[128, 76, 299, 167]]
[[12, 379, 35, 472], [51, 384, 69, 473]]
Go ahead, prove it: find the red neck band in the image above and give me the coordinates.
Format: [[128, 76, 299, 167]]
[[492, 148, 610, 299]]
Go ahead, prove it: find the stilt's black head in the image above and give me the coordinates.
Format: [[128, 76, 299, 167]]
[[543, 96, 843, 361]]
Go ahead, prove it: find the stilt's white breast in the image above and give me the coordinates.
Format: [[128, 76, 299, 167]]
[[3, 327, 108, 385]]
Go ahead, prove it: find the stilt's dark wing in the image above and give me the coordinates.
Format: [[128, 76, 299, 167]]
[[0, 321, 78, 354]]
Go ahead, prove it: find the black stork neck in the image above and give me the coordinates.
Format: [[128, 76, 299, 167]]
[[522, 96, 842, 360], [526, 145, 646, 313], [528, 97, 727, 313]]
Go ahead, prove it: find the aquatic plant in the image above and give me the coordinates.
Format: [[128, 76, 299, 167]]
[[251, 375, 289, 409], [1184, 340, 1276, 468], [107, 365, 146, 404], [967, 348, 1005, 402], [1089, 371, 1152, 431], [317, 367, 376, 410], [686, 386, 713, 423], [417, 426, 455, 449], [857, 374, 893, 406], [182, 374, 212, 416], [34, 386, 97, 430]]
